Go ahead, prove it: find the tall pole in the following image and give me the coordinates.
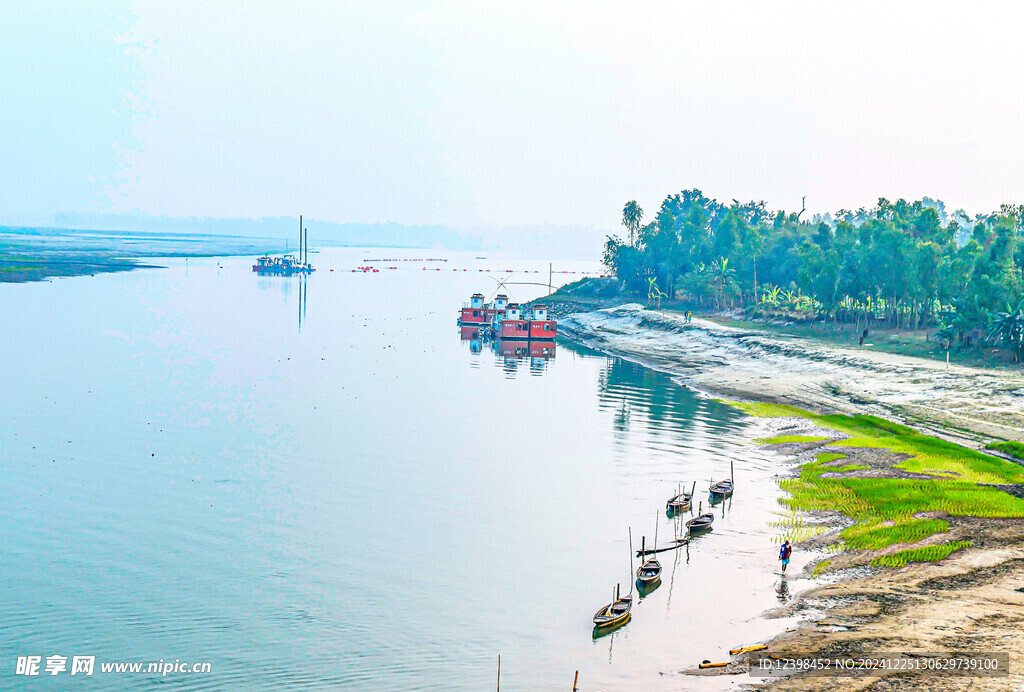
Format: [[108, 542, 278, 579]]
[[548, 262, 552, 295], [299, 215, 303, 260]]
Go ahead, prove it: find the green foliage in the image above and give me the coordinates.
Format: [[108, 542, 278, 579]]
[[841, 518, 949, 550], [985, 440, 1024, 460], [816, 452, 849, 464], [811, 559, 832, 577], [604, 190, 1024, 356], [870, 541, 972, 568]]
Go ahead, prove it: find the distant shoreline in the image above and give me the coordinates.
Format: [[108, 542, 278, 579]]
[[0, 229, 278, 284]]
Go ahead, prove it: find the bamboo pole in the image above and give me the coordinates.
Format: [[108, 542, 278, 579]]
[[573, 670, 579, 691], [496, 655, 500, 692], [654, 511, 659, 552], [628, 528, 634, 593]]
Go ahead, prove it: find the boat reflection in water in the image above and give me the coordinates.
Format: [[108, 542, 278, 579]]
[[459, 326, 484, 353], [458, 328, 556, 374]]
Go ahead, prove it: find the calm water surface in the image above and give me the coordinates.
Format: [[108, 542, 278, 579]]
[[0, 248, 805, 690]]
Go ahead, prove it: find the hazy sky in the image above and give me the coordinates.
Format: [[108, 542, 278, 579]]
[[3, 1, 1024, 229]]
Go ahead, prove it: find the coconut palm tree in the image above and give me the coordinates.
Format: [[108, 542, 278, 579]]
[[987, 297, 1024, 361], [709, 257, 737, 310]]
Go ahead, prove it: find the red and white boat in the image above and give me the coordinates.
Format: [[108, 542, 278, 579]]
[[459, 293, 489, 326], [458, 293, 557, 340], [492, 302, 557, 340]]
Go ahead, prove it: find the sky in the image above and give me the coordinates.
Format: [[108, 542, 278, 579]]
[[3, 1, 1024, 232]]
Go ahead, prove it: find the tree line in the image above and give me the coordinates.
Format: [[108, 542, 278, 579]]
[[603, 190, 1024, 361]]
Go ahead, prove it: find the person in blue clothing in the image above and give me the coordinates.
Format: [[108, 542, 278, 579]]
[[780, 540, 792, 573]]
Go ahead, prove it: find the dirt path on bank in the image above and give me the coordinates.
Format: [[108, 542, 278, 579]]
[[559, 304, 1024, 445]]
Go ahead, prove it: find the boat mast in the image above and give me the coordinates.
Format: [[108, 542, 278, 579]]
[[299, 214, 303, 261]]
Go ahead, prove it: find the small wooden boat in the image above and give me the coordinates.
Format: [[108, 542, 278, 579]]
[[709, 478, 733, 499], [709, 461, 735, 502], [686, 504, 714, 534], [593, 583, 632, 629], [636, 536, 662, 587], [666, 481, 696, 515]]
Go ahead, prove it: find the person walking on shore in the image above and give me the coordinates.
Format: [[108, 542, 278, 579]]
[[779, 540, 792, 574]]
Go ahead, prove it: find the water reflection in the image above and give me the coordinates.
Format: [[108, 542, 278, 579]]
[[457, 327, 556, 374], [776, 578, 791, 603], [254, 271, 310, 331]]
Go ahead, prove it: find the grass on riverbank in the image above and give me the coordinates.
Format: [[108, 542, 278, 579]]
[[870, 541, 972, 568], [986, 440, 1024, 460], [733, 401, 1024, 562]]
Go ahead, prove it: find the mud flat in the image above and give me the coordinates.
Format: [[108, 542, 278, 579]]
[[559, 304, 1024, 446], [556, 303, 1024, 690], [0, 228, 275, 283]]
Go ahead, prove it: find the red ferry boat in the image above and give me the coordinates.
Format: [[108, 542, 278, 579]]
[[458, 293, 557, 340], [492, 302, 557, 340]]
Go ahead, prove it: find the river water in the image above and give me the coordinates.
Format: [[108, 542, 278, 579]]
[[0, 248, 804, 690]]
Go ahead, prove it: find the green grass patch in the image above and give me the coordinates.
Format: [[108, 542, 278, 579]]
[[825, 463, 869, 473], [817, 452, 848, 463], [811, 559, 831, 577], [840, 518, 948, 550], [755, 434, 830, 444], [870, 541, 971, 568], [729, 401, 1024, 568], [986, 440, 1024, 461]]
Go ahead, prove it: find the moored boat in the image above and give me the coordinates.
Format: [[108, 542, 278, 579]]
[[666, 481, 697, 515], [686, 504, 714, 534], [635, 536, 662, 588], [709, 478, 733, 499], [593, 584, 632, 630], [491, 301, 558, 340], [709, 461, 735, 502], [458, 293, 489, 325]]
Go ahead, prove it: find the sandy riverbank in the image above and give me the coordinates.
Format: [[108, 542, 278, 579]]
[[558, 303, 1024, 446], [554, 302, 1024, 690]]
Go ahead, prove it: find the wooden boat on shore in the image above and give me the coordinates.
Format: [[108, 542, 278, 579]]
[[686, 503, 714, 534], [593, 583, 633, 629], [666, 481, 696, 515]]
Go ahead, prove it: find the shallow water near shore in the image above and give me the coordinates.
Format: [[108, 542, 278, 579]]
[[0, 249, 801, 690]]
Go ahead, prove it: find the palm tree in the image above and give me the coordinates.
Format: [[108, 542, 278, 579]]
[[987, 297, 1024, 361], [709, 257, 737, 311], [622, 200, 643, 247]]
